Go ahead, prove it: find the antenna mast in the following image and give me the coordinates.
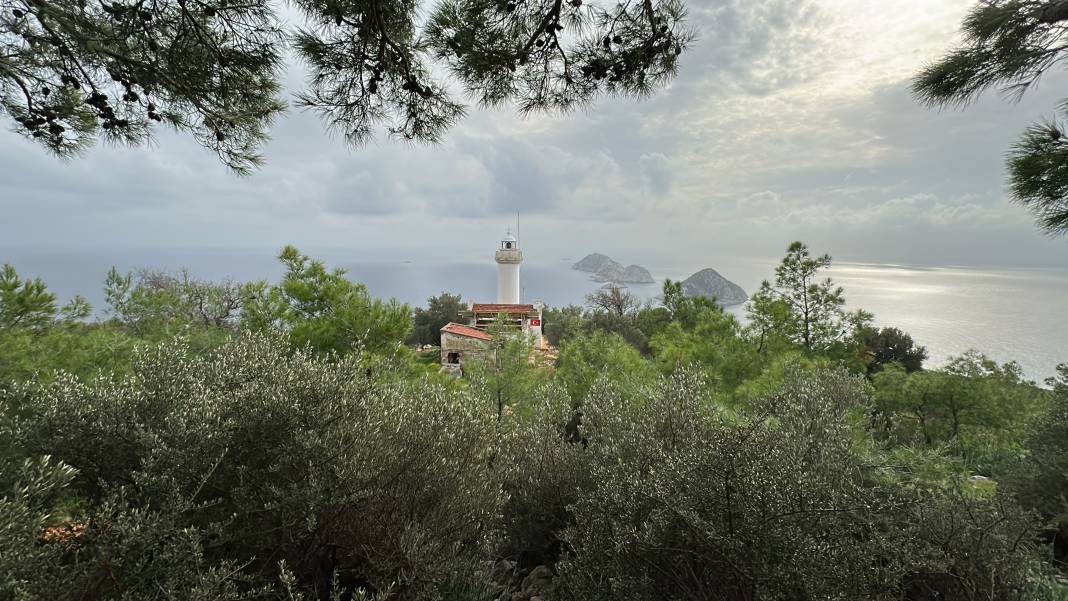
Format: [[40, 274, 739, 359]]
[[517, 211, 520, 245]]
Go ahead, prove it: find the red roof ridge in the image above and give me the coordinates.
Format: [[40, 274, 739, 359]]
[[470, 303, 538, 313], [441, 322, 494, 341]]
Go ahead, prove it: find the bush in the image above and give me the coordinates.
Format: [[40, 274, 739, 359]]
[[3, 334, 1058, 601], [555, 364, 1051, 601], [3, 333, 502, 600], [1, 456, 79, 601], [495, 383, 590, 571], [1002, 383, 1068, 571]]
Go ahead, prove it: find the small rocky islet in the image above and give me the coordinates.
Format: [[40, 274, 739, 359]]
[[572, 253, 655, 284], [680, 268, 749, 306], [572, 253, 748, 306]]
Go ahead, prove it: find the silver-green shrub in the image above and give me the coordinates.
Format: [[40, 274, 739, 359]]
[[495, 381, 590, 571], [2, 337, 1057, 601], [3, 332, 502, 600], [555, 364, 1050, 601]]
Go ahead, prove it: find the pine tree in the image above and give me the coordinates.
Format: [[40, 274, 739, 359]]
[[914, 0, 1068, 235], [746, 242, 869, 352], [0, 263, 57, 330], [1, 0, 692, 173]]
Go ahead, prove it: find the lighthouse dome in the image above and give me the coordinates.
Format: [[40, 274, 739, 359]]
[[501, 229, 519, 251]]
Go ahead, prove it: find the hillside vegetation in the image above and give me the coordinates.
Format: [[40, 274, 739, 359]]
[[2, 242, 1066, 601]]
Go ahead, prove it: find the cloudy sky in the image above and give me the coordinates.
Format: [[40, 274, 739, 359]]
[[2, 0, 1067, 268]]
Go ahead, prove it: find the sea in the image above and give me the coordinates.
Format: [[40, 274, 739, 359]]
[[2, 248, 1066, 383]]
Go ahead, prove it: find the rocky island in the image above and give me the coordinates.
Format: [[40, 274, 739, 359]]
[[681, 268, 748, 306], [572, 253, 616, 273], [572, 253, 655, 284], [572, 254, 746, 304]]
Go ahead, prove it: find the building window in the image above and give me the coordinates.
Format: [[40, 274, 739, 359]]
[[446, 352, 461, 365], [505, 242, 513, 249]]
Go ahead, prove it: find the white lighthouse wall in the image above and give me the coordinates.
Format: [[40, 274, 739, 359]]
[[497, 262, 521, 304]]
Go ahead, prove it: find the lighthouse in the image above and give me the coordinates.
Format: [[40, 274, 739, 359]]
[[438, 226, 547, 374], [495, 229, 522, 304]]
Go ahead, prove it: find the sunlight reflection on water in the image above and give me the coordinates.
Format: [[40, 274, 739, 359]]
[[828, 263, 1067, 381]]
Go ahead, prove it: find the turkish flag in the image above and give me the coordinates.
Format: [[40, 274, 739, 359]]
[[530, 319, 541, 326]]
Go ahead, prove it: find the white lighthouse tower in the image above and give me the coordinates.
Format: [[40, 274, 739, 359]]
[[495, 229, 522, 304]]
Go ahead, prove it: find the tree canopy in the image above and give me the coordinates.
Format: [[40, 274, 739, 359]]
[[584, 285, 639, 317], [408, 291, 464, 347], [0, 0, 692, 172], [0, 263, 57, 331], [914, 0, 1068, 235], [746, 241, 870, 354], [242, 245, 412, 354], [859, 326, 928, 375]]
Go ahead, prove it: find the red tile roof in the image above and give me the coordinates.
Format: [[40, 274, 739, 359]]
[[441, 323, 494, 341], [470, 303, 538, 314]]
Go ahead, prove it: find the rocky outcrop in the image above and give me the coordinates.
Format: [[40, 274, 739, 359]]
[[681, 269, 748, 306], [520, 565, 554, 595], [590, 262, 624, 283], [621, 264, 655, 284], [489, 561, 555, 601], [572, 253, 618, 273], [575, 253, 655, 284]]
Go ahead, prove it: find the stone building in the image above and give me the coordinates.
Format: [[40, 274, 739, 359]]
[[439, 323, 494, 374]]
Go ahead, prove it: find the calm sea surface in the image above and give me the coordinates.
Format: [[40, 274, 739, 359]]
[[3, 249, 1065, 382]]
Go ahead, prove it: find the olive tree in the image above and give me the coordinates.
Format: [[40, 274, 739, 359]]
[[3, 332, 503, 600], [1002, 362, 1068, 570], [556, 364, 1052, 600]]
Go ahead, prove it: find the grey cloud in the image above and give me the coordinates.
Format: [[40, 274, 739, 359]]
[[1, 0, 1066, 268], [2, 0, 826, 221], [733, 193, 1022, 229], [689, 0, 827, 96], [640, 153, 674, 196], [459, 136, 560, 217]]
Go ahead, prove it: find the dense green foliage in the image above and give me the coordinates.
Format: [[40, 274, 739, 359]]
[[543, 284, 675, 355], [555, 329, 653, 403], [0, 264, 58, 331], [242, 245, 412, 355], [872, 352, 1045, 476], [2, 240, 1066, 600], [0, 0, 691, 171], [747, 241, 871, 356], [560, 367, 1048, 600], [408, 292, 465, 347], [4, 334, 501, 600], [859, 326, 928, 375], [1003, 363, 1068, 570], [914, 0, 1068, 235]]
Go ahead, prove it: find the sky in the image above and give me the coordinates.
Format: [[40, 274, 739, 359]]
[[2, 0, 1067, 268]]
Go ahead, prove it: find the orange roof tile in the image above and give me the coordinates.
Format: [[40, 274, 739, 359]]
[[441, 322, 494, 341]]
